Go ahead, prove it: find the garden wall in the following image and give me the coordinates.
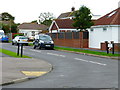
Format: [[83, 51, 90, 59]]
[[49, 31, 89, 48]]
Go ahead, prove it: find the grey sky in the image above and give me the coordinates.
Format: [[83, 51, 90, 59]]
[[0, 0, 119, 23]]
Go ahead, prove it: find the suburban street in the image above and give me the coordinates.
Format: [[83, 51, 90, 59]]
[[2, 43, 118, 88]]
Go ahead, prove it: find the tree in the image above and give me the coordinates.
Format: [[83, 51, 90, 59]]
[[1, 12, 15, 21], [38, 12, 54, 26], [2, 23, 18, 33], [1, 12, 18, 33], [2, 24, 9, 33], [31, 20, 38, 23], [73, 6, 94, 31]]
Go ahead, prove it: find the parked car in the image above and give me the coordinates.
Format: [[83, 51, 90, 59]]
[[33, 34, 54, 49], [0, 35, 9, 42], [12, 36, 28, 46]]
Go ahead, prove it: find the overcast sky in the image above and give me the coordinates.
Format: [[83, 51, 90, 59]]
[[0, 0, 119, 23]]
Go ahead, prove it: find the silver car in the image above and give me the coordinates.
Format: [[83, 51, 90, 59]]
[[12, 36, 28, 46]]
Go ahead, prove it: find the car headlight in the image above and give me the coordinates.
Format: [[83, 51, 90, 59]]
[[39, 40, 44, 43], [51, 41, 54, 44]]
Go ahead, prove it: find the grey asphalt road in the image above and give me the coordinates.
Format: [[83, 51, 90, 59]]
[[2, 43, 118, 88]]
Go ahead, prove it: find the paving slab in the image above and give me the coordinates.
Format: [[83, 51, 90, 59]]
[[0, 57, 52, 85]]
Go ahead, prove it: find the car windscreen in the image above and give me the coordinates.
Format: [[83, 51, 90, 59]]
[[39, 35, 52, 41], [0, 33, 4, 36], [2, 35, 8, 38], [19, 37, 28, 39]]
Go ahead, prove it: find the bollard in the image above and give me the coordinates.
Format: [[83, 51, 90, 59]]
[[21, 43, 23, 57], [111, 41, 114, 54], [17, 43, 20, 56], [105, 41, 109, 54]]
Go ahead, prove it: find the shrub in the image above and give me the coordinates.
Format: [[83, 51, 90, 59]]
[[13, 33, 24, 38]]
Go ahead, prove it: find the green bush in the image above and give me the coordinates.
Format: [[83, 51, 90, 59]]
[[13, 33, 24, 38]]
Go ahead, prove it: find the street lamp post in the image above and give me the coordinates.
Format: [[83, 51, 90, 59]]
[[9, 20, 11, 33], [0, 14, 2, 30], [4, 17, 12, 33], [4, 17, 12, 41]]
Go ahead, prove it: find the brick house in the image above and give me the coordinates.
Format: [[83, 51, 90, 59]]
[[49, 7, 100, 33], [57, 7, 101, 20], [49, 19, 78, 33]]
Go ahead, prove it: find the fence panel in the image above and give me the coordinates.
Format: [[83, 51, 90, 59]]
[[58, 32, 64, 39], [73, 32, 79, 39], [51, 33, 57, 39], [65, 32, 72, 39], [83, 32, 89, 39]]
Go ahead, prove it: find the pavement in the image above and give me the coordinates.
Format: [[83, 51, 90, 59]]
[[0, 57, 53, 86]]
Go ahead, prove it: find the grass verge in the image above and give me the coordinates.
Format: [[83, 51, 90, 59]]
[[0, 48, 31, 58], [54, 46, 120, 57], [28, 43, 33, 46]]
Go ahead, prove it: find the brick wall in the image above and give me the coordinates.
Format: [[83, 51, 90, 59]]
[[101, 42, 120, 52], [50, 32, 89, 48]]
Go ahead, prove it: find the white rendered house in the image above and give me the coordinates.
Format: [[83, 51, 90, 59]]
[[18, 23, 48, 40], [89, 8, 120, 49]]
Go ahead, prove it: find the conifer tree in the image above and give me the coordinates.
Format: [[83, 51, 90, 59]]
[[73, 6, 94, 31]]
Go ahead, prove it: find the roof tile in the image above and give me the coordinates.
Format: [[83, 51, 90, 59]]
[[18, 23, 48, 30], [55, 19, 76, 29], [94, 8, 120, 25]]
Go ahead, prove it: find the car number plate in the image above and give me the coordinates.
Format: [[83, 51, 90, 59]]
[[22, 40, 26, 41], [46, 45, 50, 47]]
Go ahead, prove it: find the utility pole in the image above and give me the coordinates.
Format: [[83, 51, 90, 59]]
[[0, 14, 2, 30]]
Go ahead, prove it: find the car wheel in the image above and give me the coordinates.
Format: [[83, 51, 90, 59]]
[[51, 48, 54, 50], [26, 43, 28, 46], [38, 45, 41, 49], [12, 42, 14, 45], [15, 42, 18, 46], [33, 45, 36, 49]]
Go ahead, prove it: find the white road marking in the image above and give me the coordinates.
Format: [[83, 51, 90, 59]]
[[13, 46, 26, 50], [47, 53, 66, 58], [74, 58, 107, 66], [30, 49, 41, 53], [75, 58, 89, 62], [60, 75, 65, 77]]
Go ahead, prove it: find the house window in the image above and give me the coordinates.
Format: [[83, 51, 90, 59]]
[[90, 28, 94, 32], [103, 27, 107, 31]]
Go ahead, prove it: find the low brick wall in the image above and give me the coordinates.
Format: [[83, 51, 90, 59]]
[[101, 42, 120, 52], [50, 32, 89, 48]]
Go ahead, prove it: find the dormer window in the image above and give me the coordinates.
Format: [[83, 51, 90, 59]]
[[107, 11, 117, 18]]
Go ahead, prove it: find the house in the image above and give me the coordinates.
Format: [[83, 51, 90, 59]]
[[89, 7, 120, 50], [18, 23, 48, 40], [49, 7, 100, 33], [49, 19, 77, 33], [57, 7, 101, 20]]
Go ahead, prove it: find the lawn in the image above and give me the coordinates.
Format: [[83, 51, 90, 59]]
[[0, 48, 31, 58], [54, 46, 120, 57]]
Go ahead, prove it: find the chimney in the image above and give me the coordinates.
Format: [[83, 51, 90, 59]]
[[71, 7, 75, 11]]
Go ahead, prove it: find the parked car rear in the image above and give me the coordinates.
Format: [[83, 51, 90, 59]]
[[12, 36, 28, 46], [0, 35, 9, 42]]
